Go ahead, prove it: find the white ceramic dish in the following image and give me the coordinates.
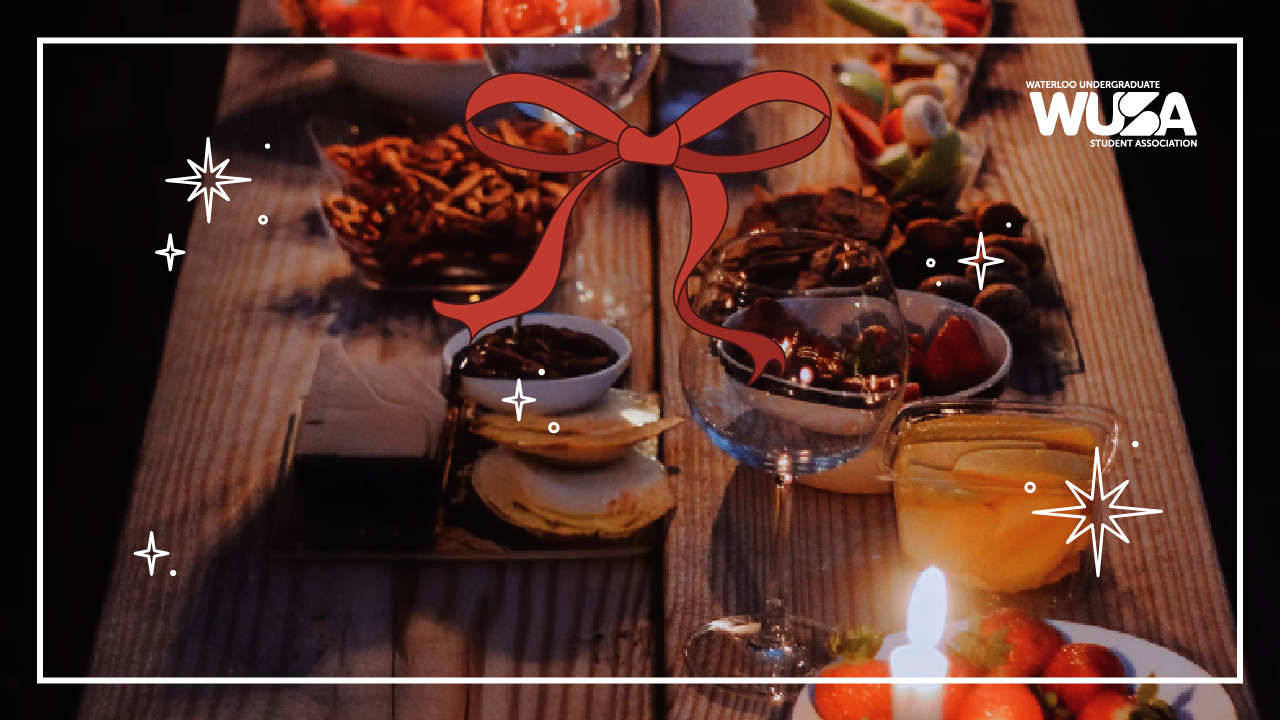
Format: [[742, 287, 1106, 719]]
[[329, 47, 492, 123], [443, 313, 631, 415], [899, 289, 1012, 399], [797, 290, 1011, 494], [792, 619, 1236, 720], [272, 0, 491, 122]]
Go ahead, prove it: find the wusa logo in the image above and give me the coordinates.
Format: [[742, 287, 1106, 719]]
[[1028, 84, 1197, 147]]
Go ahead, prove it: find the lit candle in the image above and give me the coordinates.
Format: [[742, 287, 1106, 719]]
[[889, 567, 948, 720]]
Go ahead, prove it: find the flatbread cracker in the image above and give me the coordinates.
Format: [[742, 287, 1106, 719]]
[[470, 448, 674, 538]]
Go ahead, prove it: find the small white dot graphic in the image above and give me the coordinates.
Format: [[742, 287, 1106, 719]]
[[1024, 482, 1036, 493], [170, 570, 177, 576], [548, 422, 560, 434], [538, 368, 546, 376], [926, 258, 936, 268], [1132, 441, 1140, 448], [258, 215, 268, 225], [264, 143, 271, 149]]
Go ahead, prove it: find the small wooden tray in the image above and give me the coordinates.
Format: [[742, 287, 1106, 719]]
[[269, 392, 672, 561]]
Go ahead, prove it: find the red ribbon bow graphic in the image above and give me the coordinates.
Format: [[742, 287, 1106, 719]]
[[434, 71, 832, 384]]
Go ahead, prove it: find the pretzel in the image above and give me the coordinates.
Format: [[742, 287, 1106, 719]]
[[321, 120, 585, 284]]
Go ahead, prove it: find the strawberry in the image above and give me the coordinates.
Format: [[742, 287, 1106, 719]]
[[837, 103, 886, 160], [908, 346, 925, 376], [949, 609, 1064, 677], [1076, 683, 1176, 720], [943, 654, 985, 720], [907, 333, 927, 384], [922, 315, 992, 396], [954, 684, 1043, 720], [979, 609, 1064, 677], [1041, 643, 1128, 714], [814, 626, 892, 720]]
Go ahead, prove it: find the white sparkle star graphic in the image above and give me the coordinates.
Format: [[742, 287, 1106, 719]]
[[958, 233, 1005, 290], [502, 378, 536, 421], [133, 531, 171, 577], [1032, 447, 1163, 577], [165, 137, 251, 223], [155, 233, 186, 271]]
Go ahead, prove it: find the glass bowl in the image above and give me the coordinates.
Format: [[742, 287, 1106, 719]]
[[308, 113, 586, 300], [844, 115, 992, 210], [883, 400, 1121, 603], [861, 43, 982, 122]]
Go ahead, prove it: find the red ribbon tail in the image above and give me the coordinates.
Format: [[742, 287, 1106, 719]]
[[675, 293, 786, 386], [672, 169, 785, 385], [432, 161, 617, 340]]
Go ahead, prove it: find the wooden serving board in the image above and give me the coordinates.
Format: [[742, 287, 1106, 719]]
[[271, 393, 672, 561]]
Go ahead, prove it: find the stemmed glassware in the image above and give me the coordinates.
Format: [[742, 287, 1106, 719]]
[[480, 0, 660, 332], [481, 0, 660, 125], [679, 228, 909, 696]]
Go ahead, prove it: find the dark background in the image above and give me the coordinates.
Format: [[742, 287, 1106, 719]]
[[29, 4, 1259, 719]]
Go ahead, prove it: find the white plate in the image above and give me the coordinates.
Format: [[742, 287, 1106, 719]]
[[792, 620, 1235, 720]]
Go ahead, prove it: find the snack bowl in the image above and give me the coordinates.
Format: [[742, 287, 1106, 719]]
[[274, 0, 490, 123], [329, 48, 492, 124], [864, 43, 982, 122], [443, 313, 631, 415], [835, 44, 980, 125], [883, 400, 1121, 596], [310, 116, 581, 298], [796, 289, 1011, 493], [843, 114, 991, 209], [823, 0, 995, 40]]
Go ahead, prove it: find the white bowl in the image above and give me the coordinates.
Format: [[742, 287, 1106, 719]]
[[899, 289, 1012, 399], [798, 290, 1011, 494], [443, 314, 632, 415], [330, 46, 492, 124], [271, 0, 490, 123]]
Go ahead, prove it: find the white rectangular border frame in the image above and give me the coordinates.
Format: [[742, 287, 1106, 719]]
[[35, 35, 1243, 685]]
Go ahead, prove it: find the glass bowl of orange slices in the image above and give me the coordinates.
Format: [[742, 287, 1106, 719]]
[[883, 400, 1121, 598]]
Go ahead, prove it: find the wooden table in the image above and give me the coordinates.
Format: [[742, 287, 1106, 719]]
[[79, 1, 1250, 718]]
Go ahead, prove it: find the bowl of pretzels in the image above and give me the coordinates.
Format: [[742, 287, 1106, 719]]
[[316, 117, 582, 298]]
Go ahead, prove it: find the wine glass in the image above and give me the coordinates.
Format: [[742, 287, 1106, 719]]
[[679, 228, 909, 696], [481, 0, 660, 123], [481, 0, 660, 334]]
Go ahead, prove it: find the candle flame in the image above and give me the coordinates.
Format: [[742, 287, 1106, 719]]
[[906, 567, 947, 649]]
